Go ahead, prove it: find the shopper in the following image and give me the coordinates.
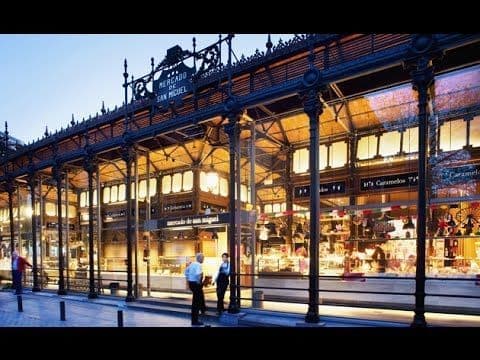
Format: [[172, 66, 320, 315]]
[[185, 252, 205, 326], [212, 252, 230, 315], [11, 250, 32, 295], [371, 244, 387, 273]]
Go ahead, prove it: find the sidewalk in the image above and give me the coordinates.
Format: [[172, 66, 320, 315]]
[[0, 290, 221, 327], [1, 289, 478, 327]]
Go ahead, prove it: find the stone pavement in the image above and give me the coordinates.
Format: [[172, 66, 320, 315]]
[[0, 290, 221, 327]]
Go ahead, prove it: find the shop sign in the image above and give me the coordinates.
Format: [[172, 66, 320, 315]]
[[163, 201, 193, 212], [103, 210, 126, 221], [432, 164, 480, 185], [46, 222, 75, 230], [166, 214, 220, 227], [153, 51, 194, 107], [360, 172, 418, 191], [294, 181, 346, 198]]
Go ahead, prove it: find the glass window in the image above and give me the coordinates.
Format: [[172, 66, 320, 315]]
[[131, 182, 136, 200], [92, 189, 97, 206], [45, 202, 56, 217], [330, 141, 348, 168], [281, 202, 287, 212], [220, 178, 228, 197], [80, 192, 86, 208], [110, 185, 118, 203], [240, 184, 248, 203], [211, 178, 220, 195], [403, 127, 418, 153], [118, 184, 126, 201], [319, 144, 328, 170], [183, 170, 193, 191], [470, 116, 480, 147], [68, 205, 77, 218], [293, 148, 309, 174], [162, 175, 171, 194], [440, 119, 467, 151], [264, 204, 272, 214], [272, 203, 281, 213], [200, 171, 208, 192], [138, 180, 147, 199], [357, 135, 378, 160], [149, 178, 157, 197], [61, 205, 66, 217], [103, 187, 110, 204], [379, 131, 401, 157], [172, 173, 182, 193]]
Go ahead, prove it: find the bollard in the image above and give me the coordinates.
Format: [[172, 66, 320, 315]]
[[60, 301, 66, 321], [17, 295, 23, 312], [117, 310, 124, 327]]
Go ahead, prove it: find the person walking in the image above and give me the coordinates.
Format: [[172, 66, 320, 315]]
[[184, 252, 205, 326], [11, 250, 32, 295], [212, 252, 230, 315]]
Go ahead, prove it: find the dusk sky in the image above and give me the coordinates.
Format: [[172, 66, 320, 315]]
[[0, 34, 292, 144]]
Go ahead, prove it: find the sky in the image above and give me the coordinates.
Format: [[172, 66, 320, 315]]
[[0, 34, 293, 144]]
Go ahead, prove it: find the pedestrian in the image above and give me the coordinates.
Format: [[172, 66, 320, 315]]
[[184, 252, 205, 326], [11, 250, 32, 295], [212, 252, 230, 315]]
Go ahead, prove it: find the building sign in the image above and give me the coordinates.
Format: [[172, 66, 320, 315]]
[[163, 201, 193, 212], [103, 210, 126, 221], [360, 172, 418, 191], [46, 222, 75, 230], [294, 181, 346, 198], [166, 214, 220, 227], [432, 164, 480, 186], [153, 61, 194, 107], [201, 202, 227, 213]]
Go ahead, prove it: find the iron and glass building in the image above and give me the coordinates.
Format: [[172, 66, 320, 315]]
[[1, 34, 480, 325]]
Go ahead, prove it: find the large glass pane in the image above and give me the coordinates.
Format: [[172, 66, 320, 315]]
[[182, 171, 193, 191], [172, 173, 182, 193], [330, 141, 348, 168], [379, 131, 401, 157], [103, 187, 110, 204], [357, 135, 378, 160], [118, 184, 126, 202], [162, 175, 171, 194], [319, 144, 328, 170], [440, 119, 467, 151]]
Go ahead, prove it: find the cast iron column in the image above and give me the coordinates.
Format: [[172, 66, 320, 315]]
[[28, 174, 40, 291], [302, 69, 324, 324], [53, 165, 67, 295], [225, 103, 241, 314], [84, 153, 98, 299], [122, 140, 135, 302], [7, 180, 15, 255], [406, 35, 436, 328]]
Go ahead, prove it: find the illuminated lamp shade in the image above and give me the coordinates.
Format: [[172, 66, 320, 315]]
[[206, 157, 219, 193], [402, 216, 415, 230]]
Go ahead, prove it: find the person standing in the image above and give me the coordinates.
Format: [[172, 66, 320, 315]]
[[212, 252, 230, 315], [11, 250, 32, 295], [185, 252, 205, 326]]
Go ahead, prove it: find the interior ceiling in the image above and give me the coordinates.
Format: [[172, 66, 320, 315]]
[[11, 42, 479, 205]]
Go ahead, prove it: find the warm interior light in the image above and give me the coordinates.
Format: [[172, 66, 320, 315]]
[[402, 216, 415, 230], [24, 206, 33, 218], [206, 157, 218, 193]]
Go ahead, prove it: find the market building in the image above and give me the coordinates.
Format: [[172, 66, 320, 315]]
[[1, 34, 479, 326]]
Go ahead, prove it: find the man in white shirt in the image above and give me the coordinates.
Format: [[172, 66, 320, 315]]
[[185, 252, 205, 325]]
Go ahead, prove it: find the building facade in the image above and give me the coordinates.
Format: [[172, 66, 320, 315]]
[[1, 34, 479, 325]]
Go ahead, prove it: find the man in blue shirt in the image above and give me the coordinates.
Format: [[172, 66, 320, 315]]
[[185, 252, 205, 325]]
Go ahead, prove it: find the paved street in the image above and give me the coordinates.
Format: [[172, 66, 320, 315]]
[[0, 290, 219, 327]]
